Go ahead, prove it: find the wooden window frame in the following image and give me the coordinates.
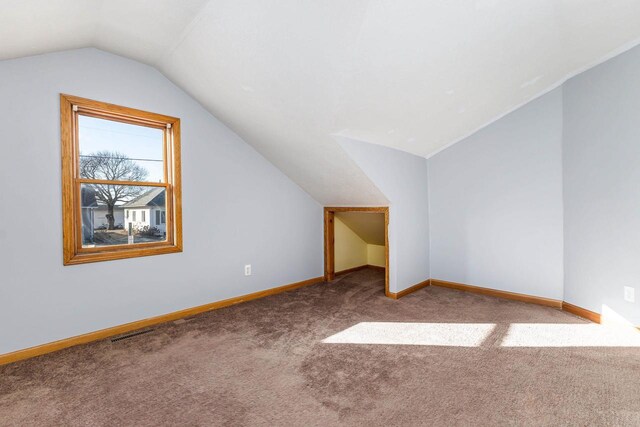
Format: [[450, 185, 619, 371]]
[[61, 94, 183, 265]]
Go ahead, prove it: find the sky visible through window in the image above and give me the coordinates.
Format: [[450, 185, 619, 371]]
[[78, 115, 164, 182]]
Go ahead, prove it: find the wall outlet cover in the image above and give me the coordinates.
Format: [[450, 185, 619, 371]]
[[624, 286, 635, 303]]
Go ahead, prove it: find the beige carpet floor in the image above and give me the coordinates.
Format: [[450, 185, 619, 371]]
[[2, 268, 640, 426]]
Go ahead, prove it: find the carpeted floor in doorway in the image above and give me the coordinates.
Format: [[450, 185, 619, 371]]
[[2, 268, 640, 426]]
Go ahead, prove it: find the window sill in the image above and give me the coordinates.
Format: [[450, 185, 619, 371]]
[[63, 244, 182, 265]]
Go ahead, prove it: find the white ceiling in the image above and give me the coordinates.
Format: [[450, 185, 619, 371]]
[[3, 0, 640, 204]]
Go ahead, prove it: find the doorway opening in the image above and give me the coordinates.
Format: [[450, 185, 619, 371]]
[[324, 207, 390, 297]]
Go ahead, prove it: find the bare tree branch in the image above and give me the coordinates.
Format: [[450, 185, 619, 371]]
[[80, 151, 149, 229]]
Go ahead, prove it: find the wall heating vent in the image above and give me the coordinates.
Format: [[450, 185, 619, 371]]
[[111, 329, 154, 342]]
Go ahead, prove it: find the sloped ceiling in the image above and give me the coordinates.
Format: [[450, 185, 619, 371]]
[[335, 212, 385, 246], [2, 0, 640, 204]]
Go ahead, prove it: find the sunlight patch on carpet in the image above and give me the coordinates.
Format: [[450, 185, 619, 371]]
[[323, 322, 640, 348], [500, 323, 640, 347], [322, 322, 496, 347]]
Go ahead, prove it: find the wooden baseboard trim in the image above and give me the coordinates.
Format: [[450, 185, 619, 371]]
[[561, 301, 601, 323], [418, 279, 636, 328], [430, 279, 562, 308], [336, 264, 385, 276], [5, 274, 633, 366], [562, 301, 640, 329], [432, 280, 640, 328], [388, 279, 431, 299], [336, 265, 369, 276], [0, 276, 324, 366]]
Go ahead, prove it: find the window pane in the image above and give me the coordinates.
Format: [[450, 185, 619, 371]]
[[80, 184, 167, 247], [78, 115, 164, 183]]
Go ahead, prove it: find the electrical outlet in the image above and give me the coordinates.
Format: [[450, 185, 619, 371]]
[[244, 264, 252, 276], [624, 286, 635, 303]]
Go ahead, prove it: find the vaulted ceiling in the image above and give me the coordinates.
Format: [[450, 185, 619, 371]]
[[3, 0, 640, 204]]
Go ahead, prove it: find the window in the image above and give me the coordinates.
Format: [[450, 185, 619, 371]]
[[61, 94, 182, 265], [155, 210, 161, 225]]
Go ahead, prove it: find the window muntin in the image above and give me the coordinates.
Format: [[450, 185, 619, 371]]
[[61, 94, 182, 265]]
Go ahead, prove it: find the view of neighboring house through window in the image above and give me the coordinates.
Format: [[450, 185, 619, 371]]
[[154, 210, 167, 225], [61, 94, 182, 265]]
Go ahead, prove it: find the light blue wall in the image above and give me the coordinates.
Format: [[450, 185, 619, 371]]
[[428, 89, 565, 300], [563, 45, 640, 326], [427, 42, 640, 326], [0, 49, 323, 354], [3, 42, 640, 355], [338, 138, 430, 293]]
